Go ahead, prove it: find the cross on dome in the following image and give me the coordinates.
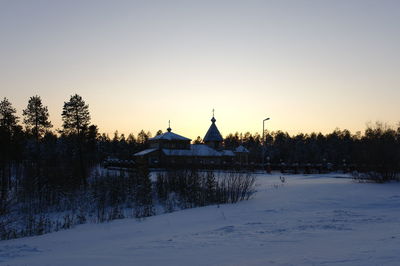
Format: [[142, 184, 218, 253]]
[[211, 108, 216, 123], [167, 120, 171, 132]]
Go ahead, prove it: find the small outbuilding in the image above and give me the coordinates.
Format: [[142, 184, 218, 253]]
[[234, 145, 250, 165]]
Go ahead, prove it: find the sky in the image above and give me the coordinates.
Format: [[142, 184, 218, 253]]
[[1, 0, 399, 139]]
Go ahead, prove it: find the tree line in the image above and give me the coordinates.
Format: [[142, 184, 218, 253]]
[[224, 125, 400, 181], [1, 94, 399, 181]]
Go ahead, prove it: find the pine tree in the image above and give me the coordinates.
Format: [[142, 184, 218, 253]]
[[61, 94, 91, 187], [0, 97, 19, 132], [23, 95, 52, 141], [193, 136, 202, 144], [0, 98, 21, 216], [127, 133, 136, 144], [137, 130, 150, 150], [137, 130, 147, 144], [86, 124, 99, 163], [61, 94, 90, 136], [22, 96, 52, 199]]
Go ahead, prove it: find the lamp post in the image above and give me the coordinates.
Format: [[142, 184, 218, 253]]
[[262, 117, 270, 169]]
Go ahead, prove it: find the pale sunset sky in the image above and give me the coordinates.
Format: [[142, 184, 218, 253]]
[[1, 0, 399, 139]]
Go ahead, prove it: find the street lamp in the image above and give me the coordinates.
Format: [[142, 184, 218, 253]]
[[262, 117, 270, 169]]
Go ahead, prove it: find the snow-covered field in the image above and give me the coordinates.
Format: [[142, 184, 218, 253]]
[[1, 173, 399, 266]]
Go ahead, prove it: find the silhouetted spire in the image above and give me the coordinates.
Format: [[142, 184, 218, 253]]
[[211, 108, 216, 123], [167, 120, 171, 132], [204, 110, 223, 142]]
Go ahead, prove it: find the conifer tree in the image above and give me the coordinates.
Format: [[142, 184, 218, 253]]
[[61, 94, 91, 187], [0, 98, 21, 215], [22, 96, 52, 198], [61, 94, 90, 136], [0, 97, 19, 132], [137, 130, 148, 144], [126, 133, 136, 144], [23, 95, 52, 141], [193, 136, 203, 144]]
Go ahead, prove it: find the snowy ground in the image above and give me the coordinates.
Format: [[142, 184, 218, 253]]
[[1, 173, 400, 266]]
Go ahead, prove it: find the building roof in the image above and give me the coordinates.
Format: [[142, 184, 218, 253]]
[[192, 144, 223, 156], [133, 148, 158, 156], [204, 117, 223, 142], [150, 131, 191, 141], [162, 144, 221, 157], [161, 149, 193, 157], [221, 150, 235, 156], [161, 145, 235, 157], [235, 145, 250, 153]]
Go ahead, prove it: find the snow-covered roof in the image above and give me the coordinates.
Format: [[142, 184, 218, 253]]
[[162, 144, 220, 157], [203, 117, 223, 142], [191, 145, 222, 156], [162, 149, 193, 156], [133, 148, 158, 156], [221, 150, 235, 156], [150, 131, 191, 141], [161, 145, 235, 157], [235, 145, 249, 153]]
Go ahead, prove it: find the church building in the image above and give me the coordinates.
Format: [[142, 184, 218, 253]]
[[134, 114, 248, 167]]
